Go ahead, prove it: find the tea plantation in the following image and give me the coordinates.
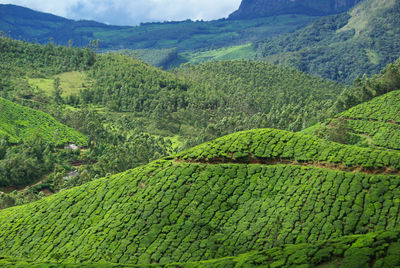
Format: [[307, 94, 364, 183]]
[[0, 97, 86, 145], [0, 128, 399, 266], [313, 89, 400, 151]]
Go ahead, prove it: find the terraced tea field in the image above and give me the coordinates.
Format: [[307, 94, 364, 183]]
[[0, 128, 399, 266]]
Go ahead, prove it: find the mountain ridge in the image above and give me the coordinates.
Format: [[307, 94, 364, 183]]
[[229, 0, 363, 20], [0, 3, 314, 51]]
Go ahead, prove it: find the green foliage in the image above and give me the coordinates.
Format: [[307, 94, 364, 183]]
[[0, 128, 399, 266], [309, 89, 400, 151], [255, 0, 400, 83], [178, 128, 400, 170], [0, 137, 55, 187], [0, 97, 86, 145], [79, 55, 343, 142], [174, 60, 342, 133], [334, 58, 400, 113], [340, 90, 400, 123], [173, 229, 400, 267], [127, 48, 179, 68], [0, 37, 95, 76]]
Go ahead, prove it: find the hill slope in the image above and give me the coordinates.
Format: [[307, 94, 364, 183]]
[[255, 0, 400, 83], [0, 37, 347, 208], [0, 128, 399, 265], [0, 97, 86, 145], [229, 0, 363, 19], [302, 59, 400, 150], [305, 90, 400, 151], [77, 55, 344, 143]]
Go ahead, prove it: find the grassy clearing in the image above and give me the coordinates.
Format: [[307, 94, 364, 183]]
[[28, 71, 88, 97], [181, 44, 256, 65]]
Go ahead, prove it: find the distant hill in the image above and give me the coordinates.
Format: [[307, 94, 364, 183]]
[[0, 4, 315, 51], [0, 128, 399, 265], [255, 0, 400, 83], [229, 0, 363, 19]]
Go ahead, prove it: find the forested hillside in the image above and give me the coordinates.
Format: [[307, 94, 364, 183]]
[[0, 128, 399, 266], [80, 57, 344, 147], [255, 0, 400, 83], [173, 61, 343, 135]]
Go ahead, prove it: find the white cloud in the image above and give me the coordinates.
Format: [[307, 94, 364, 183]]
[[0, 0, 242, 25]]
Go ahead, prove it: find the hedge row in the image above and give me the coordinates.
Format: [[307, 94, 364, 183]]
[[0, 158, 399, 265], [177, 128, 400, 169], [176, 229, 400, 267]]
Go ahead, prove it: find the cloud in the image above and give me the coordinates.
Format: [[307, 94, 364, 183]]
[[0, 0, 242, 25]]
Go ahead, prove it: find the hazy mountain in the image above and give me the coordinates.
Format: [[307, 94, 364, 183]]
[[229, 0, 363, 19], [0, 4, 314, 51]]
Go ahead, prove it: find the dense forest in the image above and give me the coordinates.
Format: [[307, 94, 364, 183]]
[[255, 0, 400, 83]]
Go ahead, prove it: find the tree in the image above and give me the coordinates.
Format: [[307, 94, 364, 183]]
[[53, 77, 63, 104], [327, 118, 350, 144]]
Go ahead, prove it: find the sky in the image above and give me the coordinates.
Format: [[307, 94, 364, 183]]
[[0, 0, 242, 25]]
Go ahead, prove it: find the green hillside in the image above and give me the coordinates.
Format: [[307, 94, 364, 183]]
[[305, 90, 400, 151], [339, 90, 400, 149], [178, 44, 256, 66], [2, 228, 400, 267], [0, 97, 87, 189], [174, 61, 343, 134], [0, 128, 399, 265], [303, 58, 400, 151], [0, 97, 86, 145], [255, 0, 400, 83], [78, 55, 344, 145]]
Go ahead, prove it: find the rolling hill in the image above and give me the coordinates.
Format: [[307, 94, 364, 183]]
[[255, 0, 400, 83], [302, 58, 400, 150], [305, 89, 400, 151], [0, 97, 86, 145], [0, 37, 347, 209], [0, 128, 399, 265]]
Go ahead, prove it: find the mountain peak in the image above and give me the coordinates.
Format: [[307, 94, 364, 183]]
[[229, 0, 364, 19]]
